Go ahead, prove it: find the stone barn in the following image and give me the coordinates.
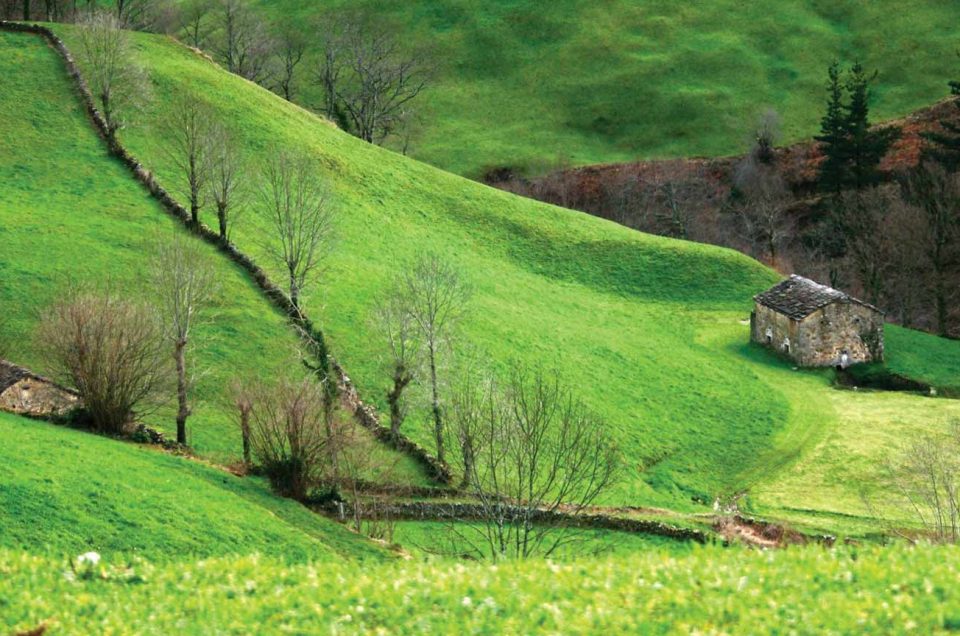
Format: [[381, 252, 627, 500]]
[[750, 275, 884, 367]]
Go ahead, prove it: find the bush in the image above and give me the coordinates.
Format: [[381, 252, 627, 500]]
[[239, 376, 336, 501], [39, 290, 168, 435]]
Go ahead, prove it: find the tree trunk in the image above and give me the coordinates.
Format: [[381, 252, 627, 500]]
[[289, 269, 299, 311], [239, 406, 251, 465], [174, 340, 189, 445], [460, 437, 474, 490], [387, 366, 410, 435], [935, 269, 949, 337], [429, 343, 443, 464], [23, 0, 30, 20], [217, 203, 228, 240]]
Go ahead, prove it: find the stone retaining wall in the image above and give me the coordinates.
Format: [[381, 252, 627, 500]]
[[316, 500, 711, 543]]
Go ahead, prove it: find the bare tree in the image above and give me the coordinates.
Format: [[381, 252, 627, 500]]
[[316, 16, 430, 144], [372, 288, 420, 435], [732, 153, 794, 264], [868, 421, 960, 543], [150, 234, 218, 446], [238, 375, 332, 501], [178, 0, 215, 48], [750, 108, 782, 165], [401, 253, 471, 464], [75, 11, 147, 146], [901, 163, 960, 336], [230, 378, 253, 465], [448, 363, 620, 560], [163, 98, 217, 228], [39, 289, 168, 435], [215, 0, 273, 83], [258, 151, 335, 312], [270, 20, 306, 102], [207, 125, 246, 241], [640, 162, 721, 241]]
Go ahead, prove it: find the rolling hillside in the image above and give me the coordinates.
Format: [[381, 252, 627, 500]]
[[0, 28, 426, 485], [0, 411, 389, 561], [19, 25, 951, 525], [253, 0, 960, 176]]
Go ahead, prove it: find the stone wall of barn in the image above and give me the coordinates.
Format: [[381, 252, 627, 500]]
[[795, 301, 884, 367], [751, 304, 800, 361]]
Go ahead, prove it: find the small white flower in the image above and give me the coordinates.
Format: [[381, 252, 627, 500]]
[[461, 596, 473, 608], [77, 552, 101, 567]]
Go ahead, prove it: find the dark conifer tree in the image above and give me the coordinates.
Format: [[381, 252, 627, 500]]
[[843, 62, 898, 191], [922, 79, 960, 171], [815, 61, 848, 194]]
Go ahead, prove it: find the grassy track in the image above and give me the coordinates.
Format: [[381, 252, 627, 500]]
[[0, 412, 389, 561], [6, 543, 960, 633], [250, 0, 960, 176]]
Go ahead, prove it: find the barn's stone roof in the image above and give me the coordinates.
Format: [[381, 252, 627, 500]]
[[754, 275, 879, 320]]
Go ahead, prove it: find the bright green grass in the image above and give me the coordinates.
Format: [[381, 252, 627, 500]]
[[5, 543, 960, 634], [248, 0, 960, 177], [391, 520, 695, 559], [886, 325, 960, 392], [42, 26, 959, 520], [0, 412, 388, 562], [0, 30, 427, 486]]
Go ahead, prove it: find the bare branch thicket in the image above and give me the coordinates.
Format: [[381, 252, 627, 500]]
[[150, 234, 218, 446], [447, 362, 621, 561], [215, 0, 274, 84], [238, 374, 332, 501], [336, 415, 402, 539], [731, 152, 795, 265], [270, 20, 306, 102], [900, 162, 960, 337], [371, 288, 421, 435], [75, 11, 149, 145], [640, 163, 722, 243], [162, 98, 218, 228], [39, 289, 168, 435], [258, 151, 336, 312], [314, 15, 430, 145], [178, 0, 216, 48], [868, 421, 960, 544], [750, 108, 782, 165], [207, 124, 246, 241], [841, 185, 902, 307], [401, 253, 471, 464]]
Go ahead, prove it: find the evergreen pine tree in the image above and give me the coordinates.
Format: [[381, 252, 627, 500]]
[[815, 61, 848, 194], [843, 62, 898, 191], [922, 79, 960, 171]]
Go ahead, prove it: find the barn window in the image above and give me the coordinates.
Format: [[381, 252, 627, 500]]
[[765, 327, 773, 344], [782, 337, 791, 353]]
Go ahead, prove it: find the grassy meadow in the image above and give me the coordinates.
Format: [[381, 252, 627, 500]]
[[5, 543, 960, 634], [0, 411, 389, 561], [249, 0, 960, 176], [31, 25, 955, 520]]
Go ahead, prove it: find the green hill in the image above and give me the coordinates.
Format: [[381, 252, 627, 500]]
[[36, 25, 956, 522], [3, 25, 958, 533], [0, 411, 388, 561], [252, 0, 960, 176], [0, 28, 426, 485]]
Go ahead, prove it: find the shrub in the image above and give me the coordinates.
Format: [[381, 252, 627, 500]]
[[240, 376, 335, 501], [39, 290, 168, 435]]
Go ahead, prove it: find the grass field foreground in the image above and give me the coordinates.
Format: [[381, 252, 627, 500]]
[[4, 543, 960, 634]]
